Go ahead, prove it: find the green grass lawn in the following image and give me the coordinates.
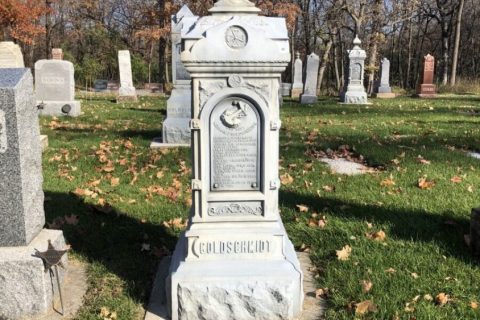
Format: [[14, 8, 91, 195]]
[[41, 94, 480, 319]]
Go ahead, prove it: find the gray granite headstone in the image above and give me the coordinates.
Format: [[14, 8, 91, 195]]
[[0, 69, 44, 246], [291, 52, 303, 99], [300, 52, 320, 104], [35, 60, 81, 117]]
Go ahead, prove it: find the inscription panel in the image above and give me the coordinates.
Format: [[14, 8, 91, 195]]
[[208, 201, 263, 217], [351, 63, 362, 81], [210, 98, 261, 191], [0, 110, 6, 153], [189, 235, 283, 260]]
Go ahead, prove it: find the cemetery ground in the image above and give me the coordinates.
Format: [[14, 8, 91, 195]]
[[41, 94, 479, 319]]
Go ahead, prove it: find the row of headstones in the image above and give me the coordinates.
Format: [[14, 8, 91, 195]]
[[284, 36, 438, 104], [0, 42, 140, 118]]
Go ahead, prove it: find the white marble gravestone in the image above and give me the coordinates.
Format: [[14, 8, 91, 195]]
[[117, 50, 137, 102], [156, 1, 303, 319], [151, 6, 198, 148], [0, 42, 24, 68], [374, 57, 395, 98], [291, 52, 303, 99], [0, 68, 68, 319], [35, 60, 81, 117], [300, 53, 320, 104], [341, 36, 369, 104]]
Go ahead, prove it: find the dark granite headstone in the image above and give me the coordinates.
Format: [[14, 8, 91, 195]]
[[0, 69, 45, 246]]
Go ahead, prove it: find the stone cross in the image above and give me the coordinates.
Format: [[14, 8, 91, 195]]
[[291, 52, 303, 99], [374, 57, 395, 98], [341, 36, 368, 104], [0, 42, 25, 68], [0, 68, 68, 319], [416, 54, 437, 98], [52, 48, 63, 60], [35, 60, 81, 117], [154, 1, 303, 319], [300, 52, 320, 104], [117, 50, 137, 102]]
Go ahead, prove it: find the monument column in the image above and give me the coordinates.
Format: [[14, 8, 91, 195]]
[[416, 54, 437, 98], [291, 52, 303, 99], [161, 1, 304, 319], [117, 50, 138, 102], [341, 36, 369, 104]]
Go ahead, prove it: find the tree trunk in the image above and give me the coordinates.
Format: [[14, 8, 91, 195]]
[[45, 0, 53, 59], [450, 0, 465, 86], [317, 28, 335, 94]]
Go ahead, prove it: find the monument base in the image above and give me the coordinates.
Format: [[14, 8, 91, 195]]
[[342, 91, 369, 104], [291, 88, 302, 99], [40, 135, 49, 152], [416, 84, 437, 98], [0, 229, 68, 320], [38, 100, 81, 117], [300, 94, 318, 104], [374, 92, 396, 99], [164, 231, 303, 320], [150, 137, 189, 149]]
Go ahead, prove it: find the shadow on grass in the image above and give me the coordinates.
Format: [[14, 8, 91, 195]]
[[126, 108, 166, 115], [279, 190, 475, 264], [44, 191, 178, 305]]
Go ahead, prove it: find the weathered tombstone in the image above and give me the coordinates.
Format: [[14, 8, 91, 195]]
[[117, 50, 138, 102], [341, 36, 368, 104], [374, 58, 395, 98], [300, 52, 320, 104], [281, 83, 292, 97], [416, 54, 437, 98], [150, 1, 304, 319], [151, 5, 198, 148], [52, 48, 63, 60], [0, 41, 24, 68], [94, 79, 108, 92], [0, 68, 68, 319], [291, 52, 303, 99], [35, 59, 81, 117]]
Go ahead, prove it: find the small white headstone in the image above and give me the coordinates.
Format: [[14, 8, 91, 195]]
[[0, 42, 24, 68], [300, 53, 320, 104], [117, 50, 137, 102], [291, 52, 303, 99]]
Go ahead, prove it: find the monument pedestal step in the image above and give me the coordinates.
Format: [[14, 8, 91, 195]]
[[0, 229, 68, 319], [300, 94, 318, 104], [150, 137, 189, 149], [373, 92, 396, 99], [37, 100, 81, 117]]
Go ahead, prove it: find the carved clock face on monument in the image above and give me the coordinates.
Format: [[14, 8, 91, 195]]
[[225, 26, 248, 49]]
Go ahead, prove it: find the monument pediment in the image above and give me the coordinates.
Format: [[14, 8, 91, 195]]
[[182, 16, 289, 65]]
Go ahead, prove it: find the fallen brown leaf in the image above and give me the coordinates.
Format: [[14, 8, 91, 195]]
[[336, 245, 352, 261], [418, 177, 435, 190], [361, 280, 373, 293], [435, 293, 449, 306], [355, 300, 378, 315], [296, 204, 309, 212]]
